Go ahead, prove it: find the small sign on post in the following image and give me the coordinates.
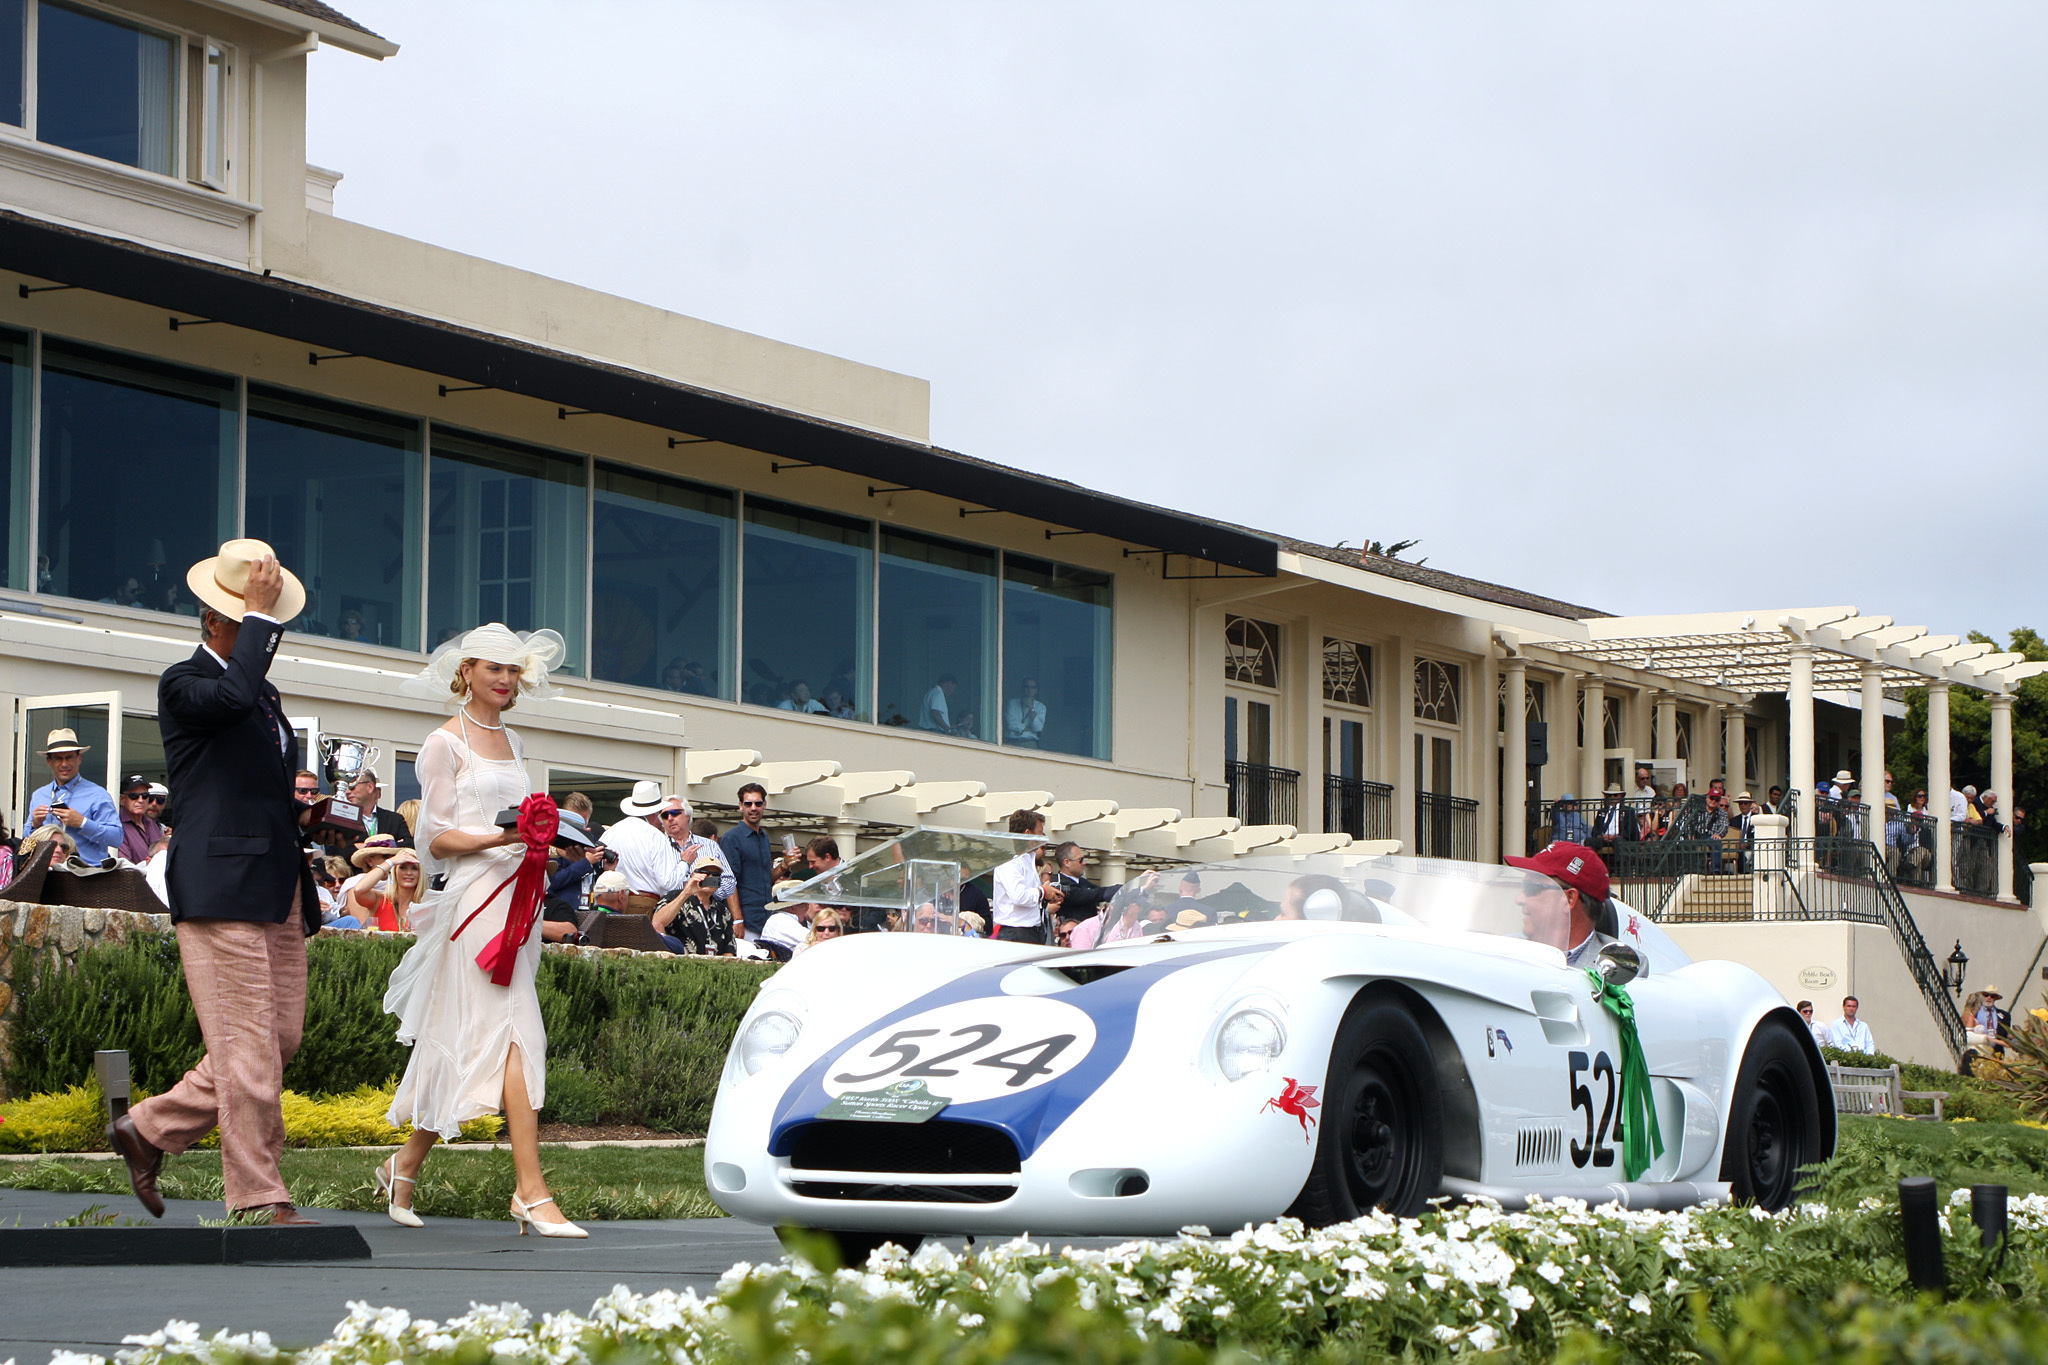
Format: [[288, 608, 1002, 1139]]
[[93, 1049, 131, 1123]]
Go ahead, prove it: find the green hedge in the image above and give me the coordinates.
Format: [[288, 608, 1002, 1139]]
[[4, 936, 775, 1131]]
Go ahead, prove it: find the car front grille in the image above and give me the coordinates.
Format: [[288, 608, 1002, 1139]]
[[786, 1120, 1023, 1175]]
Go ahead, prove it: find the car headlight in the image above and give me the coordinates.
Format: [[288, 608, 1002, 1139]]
[[737, 1009, 803, 1076], [1216, 1006, 1286, 1081]]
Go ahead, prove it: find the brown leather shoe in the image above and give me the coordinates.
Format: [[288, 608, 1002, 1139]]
[[106, 1114, 164, 1219], [233, 1202, 319, 1226]]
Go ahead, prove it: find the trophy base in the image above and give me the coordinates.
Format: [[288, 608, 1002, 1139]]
[[310, 797, 366, 834]]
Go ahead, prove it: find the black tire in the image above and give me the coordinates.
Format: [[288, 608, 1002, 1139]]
[[776, 1225, 923, 1267], [1719, 1017, 1825, 1210], [1288, 999, 1445, 1223]]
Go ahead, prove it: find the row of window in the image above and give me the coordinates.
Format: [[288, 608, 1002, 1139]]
[[0, 329, 1115, 759], [0, 0, 229, 187], [1224, 613, 1463, 724]]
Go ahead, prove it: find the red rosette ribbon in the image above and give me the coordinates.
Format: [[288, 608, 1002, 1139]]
[[453, 793, 559, 986]]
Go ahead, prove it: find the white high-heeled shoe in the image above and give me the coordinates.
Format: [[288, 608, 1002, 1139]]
[[510, 1193, 587, 1239], [374, 1159, 423, 1229]]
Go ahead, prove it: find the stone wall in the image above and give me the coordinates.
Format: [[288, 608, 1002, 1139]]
[[0, 899, 173, 1076]]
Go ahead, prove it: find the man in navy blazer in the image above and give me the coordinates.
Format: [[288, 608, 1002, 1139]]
[[110, 540, 321, 1225]]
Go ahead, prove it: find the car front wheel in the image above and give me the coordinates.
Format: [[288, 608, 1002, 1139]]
[[1719, 1017, 1825, 1210], [1288, 998, 1445, 1222]]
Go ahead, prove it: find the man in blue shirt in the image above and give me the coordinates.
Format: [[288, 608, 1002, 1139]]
[[719, 781, 776, 938], [27, 728, 121, 864]]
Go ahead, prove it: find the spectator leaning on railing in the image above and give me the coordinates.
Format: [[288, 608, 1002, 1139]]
[[1550, 793, 1590, 845]]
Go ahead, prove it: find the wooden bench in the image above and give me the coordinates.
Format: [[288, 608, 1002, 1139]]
[[1826, 1062, 1947, 1121]]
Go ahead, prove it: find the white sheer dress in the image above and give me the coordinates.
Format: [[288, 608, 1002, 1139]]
[[383, 724, 547, 1137]]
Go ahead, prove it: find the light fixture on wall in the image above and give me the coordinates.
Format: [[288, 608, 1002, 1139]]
[[1945, 941, 1969, 996]]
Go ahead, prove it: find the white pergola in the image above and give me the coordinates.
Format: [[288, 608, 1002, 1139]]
[[680, 749, 1393, 881], [1532, 608, 2048, 902]]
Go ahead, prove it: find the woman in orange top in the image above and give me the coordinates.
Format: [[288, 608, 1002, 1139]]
[[348, 847, 423, 931]]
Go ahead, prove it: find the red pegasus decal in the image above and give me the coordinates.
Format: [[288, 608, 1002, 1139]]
[[1262, 1077, 1321, 1137]]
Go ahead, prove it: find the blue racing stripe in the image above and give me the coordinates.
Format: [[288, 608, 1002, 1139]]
[[768, 944, 1272, 1159]]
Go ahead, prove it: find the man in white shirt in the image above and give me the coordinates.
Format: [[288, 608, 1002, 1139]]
[[1950, 787, 1969, 824], [657, 800, 735, 903], [1004, 677, 1047, 747], [920, 674, 974, 736], [991, 808, 1053, 943], [758, 880, 815, 960], [1826, 996, 1875, 1054], [606, 780, 679, 912], [1796, 1000, 1831, 1049]]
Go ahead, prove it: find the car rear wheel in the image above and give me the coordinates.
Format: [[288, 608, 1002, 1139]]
[[776, 1226, 924, 1267], [1288, 999, 1445, 1223], [1719, 1017, 1824, 1210]]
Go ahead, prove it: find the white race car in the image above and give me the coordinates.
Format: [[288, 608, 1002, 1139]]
[[705, 838, 1833, 1261]]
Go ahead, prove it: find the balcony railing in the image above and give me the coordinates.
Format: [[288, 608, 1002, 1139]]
[[1227, 761, 1299, 828], [1324, 774, 1395, 842], [1609, 836, 1964, 1063], [1415, 791, 1480, 862]]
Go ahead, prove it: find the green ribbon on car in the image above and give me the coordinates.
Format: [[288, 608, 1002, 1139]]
[[1585, 968, 1665, 1181]]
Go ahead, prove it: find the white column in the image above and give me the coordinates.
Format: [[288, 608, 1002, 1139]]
[[1928, 681, 1953, 894], [1750, 812, 1790, 919], [1788, 644, 1816, 845], [1580, 677, 1606, 802], [1992, 692, 2017, 903], [1393, 638, 1416, 854], [828, 818, 861, 861], [1859, 662, 1886, 851], [1727, 709, 1748, 795], [1095, 853, 1129, 888], [1653, 691, 1677, 767], [1705, 703, 1725, 788], [1503, 657, 1528, 858]]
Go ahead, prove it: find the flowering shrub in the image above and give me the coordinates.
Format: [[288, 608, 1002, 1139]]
[[0, 1082, 500, 1154], [55, 1189, 2048, 1365]]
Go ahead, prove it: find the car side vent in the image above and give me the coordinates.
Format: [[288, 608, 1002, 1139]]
[[1055, 964, 1135, 985], [1514, 1123, 1565, 1170]]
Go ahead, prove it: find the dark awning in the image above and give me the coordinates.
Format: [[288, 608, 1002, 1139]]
[[0, 212, 1278, 575]]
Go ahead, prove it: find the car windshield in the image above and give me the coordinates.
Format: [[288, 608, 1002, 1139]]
[[1108, 853, 1567, 945]]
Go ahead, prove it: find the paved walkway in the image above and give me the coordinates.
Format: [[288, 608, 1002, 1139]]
[[0, 1187, 787, 1362]]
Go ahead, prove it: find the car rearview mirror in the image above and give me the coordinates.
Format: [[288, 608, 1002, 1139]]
[[1596, 942, 1642, 987]]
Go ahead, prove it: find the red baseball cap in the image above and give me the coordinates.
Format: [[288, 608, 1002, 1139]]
[[1506, 841, 1610, 903]]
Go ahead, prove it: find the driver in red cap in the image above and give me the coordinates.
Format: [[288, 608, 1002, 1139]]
[[1507, 840, 1616, 969]]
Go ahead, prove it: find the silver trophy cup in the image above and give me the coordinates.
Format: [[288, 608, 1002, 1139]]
[[315, 736, 382, 832]]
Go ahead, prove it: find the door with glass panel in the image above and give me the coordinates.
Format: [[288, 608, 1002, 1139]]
[[12, 691, 122, 843]]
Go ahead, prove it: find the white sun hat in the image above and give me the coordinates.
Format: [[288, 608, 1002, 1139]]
[[619, 779, 667, 817], [186, 538, 307, 622], [399, 623, 566, 704]]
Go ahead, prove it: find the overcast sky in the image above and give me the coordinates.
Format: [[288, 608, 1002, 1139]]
[[309, 3, 2046, 637]]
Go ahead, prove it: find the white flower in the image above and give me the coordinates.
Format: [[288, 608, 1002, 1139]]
[[1468, 1324, 1500, 1352], [1628, 1293, 1653, 1316], [1537, 1262, 1565, 1285], [1504, 1285, 1534, 1311]]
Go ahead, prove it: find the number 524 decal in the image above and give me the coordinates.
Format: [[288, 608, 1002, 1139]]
[[1567, 1049, 1625, 1169], [822, 996, 1099, 1105]]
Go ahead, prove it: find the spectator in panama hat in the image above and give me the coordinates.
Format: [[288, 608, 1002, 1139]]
[[28, 728, 120, 865]]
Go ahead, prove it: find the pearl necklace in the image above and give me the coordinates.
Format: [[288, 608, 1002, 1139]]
[[460, 706, 505, 731]]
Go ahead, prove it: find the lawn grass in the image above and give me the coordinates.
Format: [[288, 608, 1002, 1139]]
[[6, 1119, 2044, 1225], [0, 1142, 721, 1221], [1816, 1115, 2048, 1200]]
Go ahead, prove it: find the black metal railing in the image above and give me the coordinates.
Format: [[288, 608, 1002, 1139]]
[[1324, 775, 1395, 842], [1610, 836, 1965, 1064], [1883, 812, 1943, 889], [1415, 791, 1480, 862], [1227, 761, 1300, 828], [1953, 823, 2001, 899]]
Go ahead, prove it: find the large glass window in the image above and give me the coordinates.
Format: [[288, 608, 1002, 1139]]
[[591, 464, 734, 697], [427, 429, 586, 671], [246, 386, 422, 647], [878, 529, 994, 739], [1001, 555, 1111, 759], [39, 339, 234, 612], [0, 326, 30, 591], [741, 497, 870, 719], [39, 1, 178, 175], [0, 0, 24, 128]]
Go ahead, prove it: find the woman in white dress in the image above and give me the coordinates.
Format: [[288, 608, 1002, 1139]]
[[374, 624, 586, 1237]]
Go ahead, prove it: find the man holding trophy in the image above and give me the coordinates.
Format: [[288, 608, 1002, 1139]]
[[108, 540, 329, 1224]]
